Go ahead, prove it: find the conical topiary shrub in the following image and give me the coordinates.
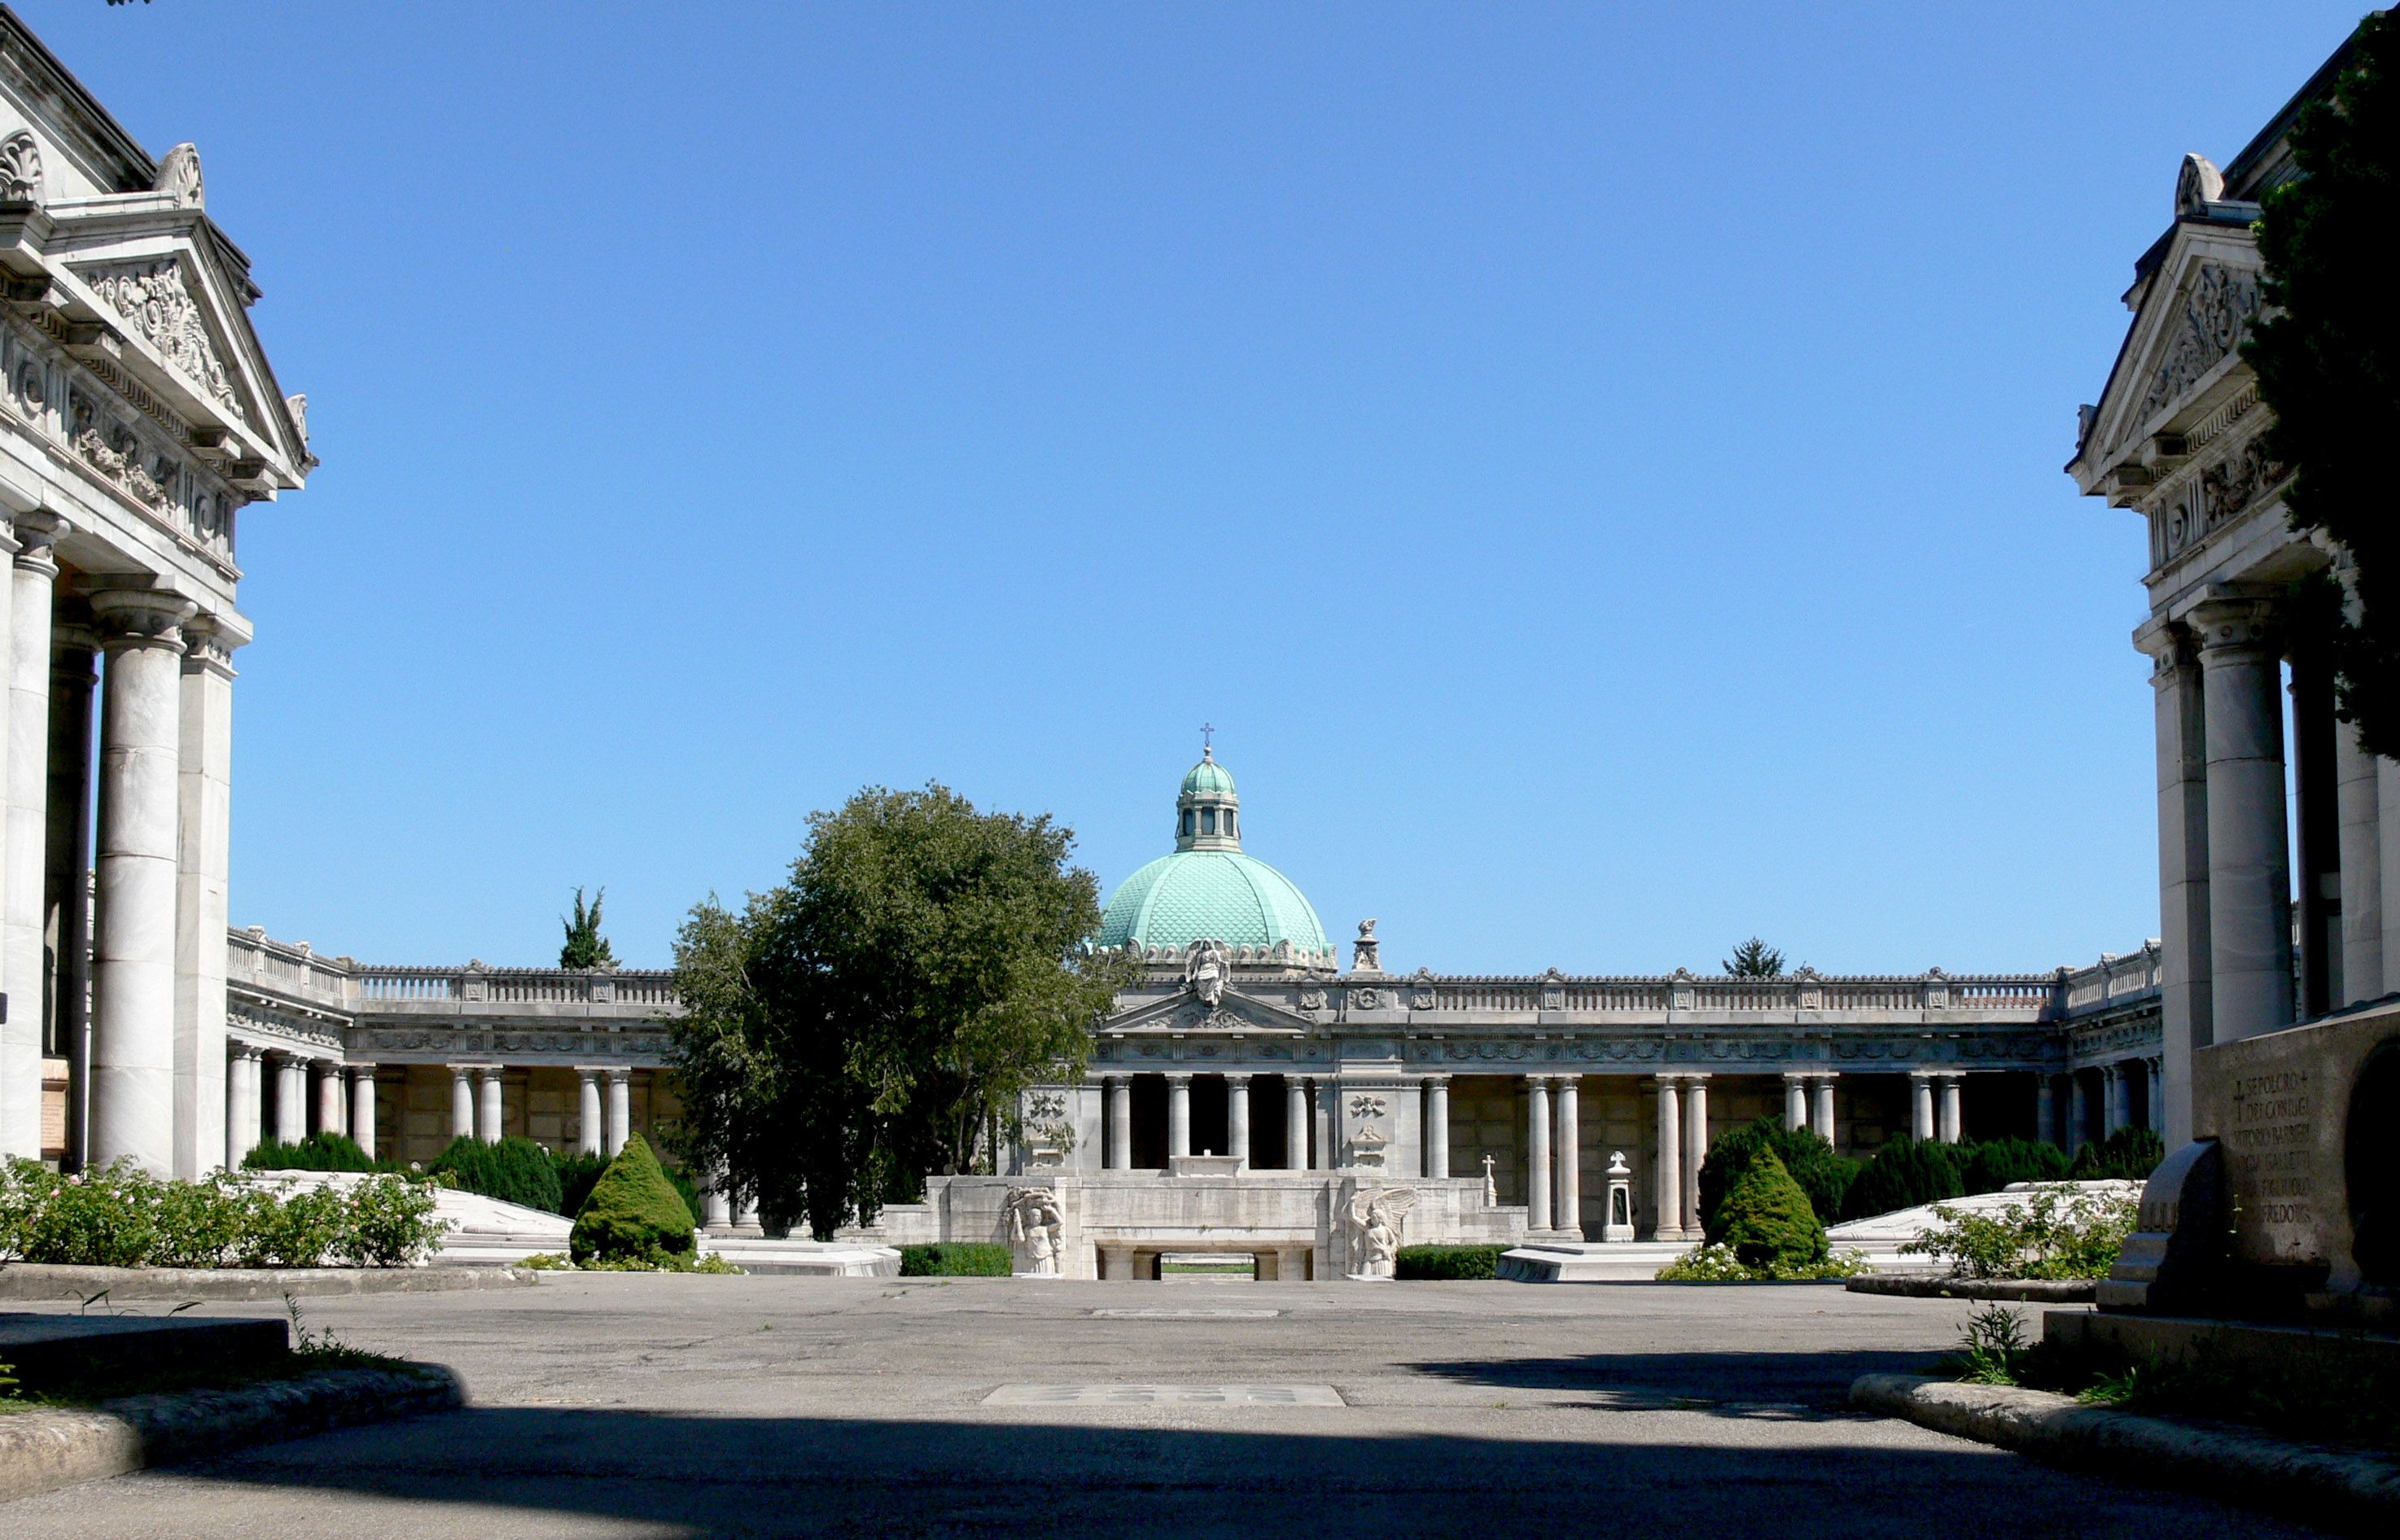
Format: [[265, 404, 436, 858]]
[[568, 1134, 698, 1266], [1718, 1148, 1828, 1273]]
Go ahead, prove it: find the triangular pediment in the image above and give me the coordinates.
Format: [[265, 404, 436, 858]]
[[2075, 224, 2265, 490], [1101, 987, 1312, 1037], [66, 253, 250, 418]]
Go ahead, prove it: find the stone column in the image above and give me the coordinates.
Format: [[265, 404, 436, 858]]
[[1937, 1074, 1962, 1144], [703, 1180, 731, 1232], [315, 1059, 345, 1137], [1524, 1074, 1552, 1233], [2068, 1072, 2089, 1153], [2384, 757, 2400, 997], [1811, 1076, 1837, 1145], [170, 619, 238, 1180], [2036, 1074, 2058, 1149], [1680, 1076, 1708, 1236], [274, 1055, 305, 1145], [2147, 1057, 2165, 1131], [86, 589, 196, 1175], [1284, 1075, 1307, 1170], [605, 1068, 630, 1155], [1423, 1074, 1450, 1179], [1782, 1074, 1808, 1131], [0, 514, 59, 1161], [1554, 1074, 1581, 1240], [223, 1045, 259, 1170], [449, 1065, 474, 1139], [1165, 1073, 1191, 1160], [733, 1192, 761, 1236], [476, 1066, 503, 1143], [1098, 1244, 1133, 1280], [2142, 627, 2214, 1148], [1312, 1077, 1331, 1170], [1910, 1072, 1935, 1140], [1225, 1074, 1251, 1168], [2194, 597, 2294, 1042], [46, 628, 97, 1171], [576, 1068, 602, 1156], [2104, 1063, 2126, 1137], [2338, 721, 2383, 1004], [349, 1065, 377, 1159], [1653, 1074, 1682, 1238]]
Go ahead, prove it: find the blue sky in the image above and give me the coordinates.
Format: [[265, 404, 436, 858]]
[[20, 2, 2367, 974]]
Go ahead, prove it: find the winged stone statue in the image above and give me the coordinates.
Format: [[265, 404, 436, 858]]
[[1345, 1186, 1419, 1280]]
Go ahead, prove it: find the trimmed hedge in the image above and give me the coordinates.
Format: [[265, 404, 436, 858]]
[[1395, 1244, 1506, 1280], [432, 1135, 564, 1214], [554, 1153, 610, 1218], [898, 1242, 1011, 1276], [242, 1132, 380, 1173], [1697, 1118, 1858, 1236], [2070, 1127, 2166, 1181], [569, 1134, 697, 1266], [1964, 1136, 2073, 1193], [1840, 1136, 1965, 1221], [1719, 1148, 1828, 1271]]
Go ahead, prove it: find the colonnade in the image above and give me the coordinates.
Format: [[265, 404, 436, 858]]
[[0, 530, 244, 1183], [2144, 589, 2400, 1146], [220, 1057, 642, 1170]]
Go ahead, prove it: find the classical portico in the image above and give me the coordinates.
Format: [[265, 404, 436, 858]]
[[0, 15, 309, 1175], [2068, 59, 2389, 1144]]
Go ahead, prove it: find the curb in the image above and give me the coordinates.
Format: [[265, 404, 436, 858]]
[[0, 1263, 539, 1301], [1850, 1372, 2400, 1531], [0, 1363, 463, 1503], [1846, 1275, 2095, 1302]]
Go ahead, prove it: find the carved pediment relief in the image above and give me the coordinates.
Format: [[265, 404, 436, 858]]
[[1101, 987, 1310, 1036], [69, 256, 244, 420], [2141, 263, 2258, 421], [2085, 241, 2266, 487]]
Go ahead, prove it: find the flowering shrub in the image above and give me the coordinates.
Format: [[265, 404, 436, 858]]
[[0, 1158, 448, 1269], [1653, 1243, 1871, 1282], [1899, 1184, 2138, 1280]]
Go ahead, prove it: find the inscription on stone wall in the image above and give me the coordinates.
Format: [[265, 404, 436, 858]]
[[2225, 1066, 2318, 1259]]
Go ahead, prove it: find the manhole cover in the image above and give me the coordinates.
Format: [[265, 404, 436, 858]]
[[984, 1384, 1342, 1407]]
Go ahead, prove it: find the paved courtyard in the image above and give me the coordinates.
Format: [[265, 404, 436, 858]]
[[6, 1277, 2323, 1538]]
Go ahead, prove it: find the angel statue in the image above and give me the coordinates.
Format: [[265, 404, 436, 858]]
[[1344, 1186, 1419, 1280], [1007, 1185, 1066, 1276], [1185, 938, 1231, 1008]]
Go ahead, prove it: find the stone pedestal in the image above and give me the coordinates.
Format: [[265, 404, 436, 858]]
[[1601, 1150, 1636, 1242]]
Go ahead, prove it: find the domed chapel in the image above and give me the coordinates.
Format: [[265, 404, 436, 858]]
[[923, 741, 2172, 1280]]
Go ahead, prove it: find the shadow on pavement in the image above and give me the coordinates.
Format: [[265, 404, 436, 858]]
[[1402, 1346, 1945, 1415], [117, 1402, 2327, 1540]]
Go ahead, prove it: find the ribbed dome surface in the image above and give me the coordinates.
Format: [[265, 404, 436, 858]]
[[1180, 759, 1237, 798], [1096, 849, 1329, 955]]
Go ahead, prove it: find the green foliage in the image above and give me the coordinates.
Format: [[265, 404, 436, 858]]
[[517, 1251, 572, 1270], [568, 1134, 697, 1267], [243, 1132, 381, 1173], [1956, 1304, 2032, 1385], [1716, 1148, 1828, 1271], [669, 784, 1136, 1239], [1901, 1186, 2139, 1280], [1653, 1242, 1869, 1282], [560, 886, 619, 969], [2068, 1127, 2166, 1181], [0, 1158, 445, 1269], [1722, 937, 1784, 977], [897, 1242, 1011, 1276], [552, 1152, 610, 1218], [1841, 1136, 1966, 1220], [2244, 14, 2400, 755], [1394, 1244, 1506, 1280], [1961, 1137, 2071, 1194], [431, 1136, 565, 1214], [1697, 1118, 1858, 1236]]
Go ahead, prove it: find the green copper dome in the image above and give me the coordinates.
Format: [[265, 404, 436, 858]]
[[1096, 749, 1334, 965]]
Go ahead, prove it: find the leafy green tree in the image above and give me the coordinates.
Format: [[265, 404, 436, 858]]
[[1697, 1117, 1858, 1233], [1722, 937, 1785, 977], [559, 886, 618, 969], [669, 784, 1133, 1240], [2245, 13, 2400, 753]]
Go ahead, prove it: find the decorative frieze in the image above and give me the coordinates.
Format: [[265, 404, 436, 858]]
[[2143, 263, 2259, 419], [77, 259, 243, 420]]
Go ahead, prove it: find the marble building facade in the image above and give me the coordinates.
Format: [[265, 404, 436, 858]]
[[2065, 31, 2383, 1148], [0, 12, 310, 1179]]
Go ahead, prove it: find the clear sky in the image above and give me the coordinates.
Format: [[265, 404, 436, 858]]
[[17, 2, 2368, 975]]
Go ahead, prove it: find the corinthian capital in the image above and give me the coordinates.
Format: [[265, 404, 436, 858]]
[[2186, 588, 2275, 654]]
